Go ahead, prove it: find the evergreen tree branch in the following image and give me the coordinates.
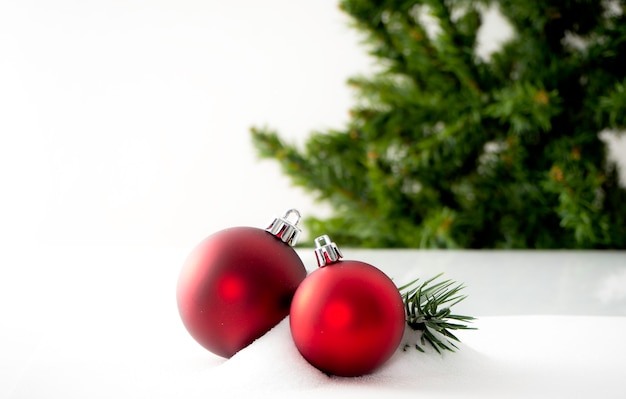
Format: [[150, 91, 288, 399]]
[[400, 273, 475, 353], [249, 0, 626, 249]]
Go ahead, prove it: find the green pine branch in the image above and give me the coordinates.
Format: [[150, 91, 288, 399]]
[[398, 273, 475, 353]]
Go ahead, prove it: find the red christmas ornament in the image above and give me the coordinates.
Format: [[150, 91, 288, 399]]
[[290, 235, 405, 377], [177, 209, 307, 358]]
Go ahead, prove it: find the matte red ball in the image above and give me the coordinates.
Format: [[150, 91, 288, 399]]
[[289, 260, 405, 376], [177, 227, 307, 358]]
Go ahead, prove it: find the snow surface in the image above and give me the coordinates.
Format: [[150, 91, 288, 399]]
[[193, 315, 626, 399], [1, 246, 625, 398]]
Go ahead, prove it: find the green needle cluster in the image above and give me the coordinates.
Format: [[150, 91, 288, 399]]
[[399, 273, 475, 353], [251, 0, 626, 249]]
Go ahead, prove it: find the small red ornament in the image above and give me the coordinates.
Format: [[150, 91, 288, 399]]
[[290, 235, 405, 377], [177, 209, 307, 358]]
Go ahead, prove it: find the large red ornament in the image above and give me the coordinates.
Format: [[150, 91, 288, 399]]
[[177, 209, 307, 358], [290, 235, 405, 377]]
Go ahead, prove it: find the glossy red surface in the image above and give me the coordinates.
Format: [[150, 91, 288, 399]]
[[290, 260, 405, 377]]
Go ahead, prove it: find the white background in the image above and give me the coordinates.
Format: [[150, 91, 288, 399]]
[[1, 0, 625, 249]]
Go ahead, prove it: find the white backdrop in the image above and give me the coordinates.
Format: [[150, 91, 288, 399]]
[[1, 0, 625, 249]]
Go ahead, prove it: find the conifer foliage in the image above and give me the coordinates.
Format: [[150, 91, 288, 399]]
[[251, 0, 626, 248]]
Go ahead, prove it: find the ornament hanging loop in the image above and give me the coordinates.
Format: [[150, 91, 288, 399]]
[[283, 209, 301, 225], [314, 235, 343, 267], [266, 209, 302, 246]]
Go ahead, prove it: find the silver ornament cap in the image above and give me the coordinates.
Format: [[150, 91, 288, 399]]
[[314, 235, 343, 267], [265, 209, 302, 246]]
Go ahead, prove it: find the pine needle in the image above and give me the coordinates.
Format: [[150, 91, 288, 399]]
[[400, 273, 476, 353]]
